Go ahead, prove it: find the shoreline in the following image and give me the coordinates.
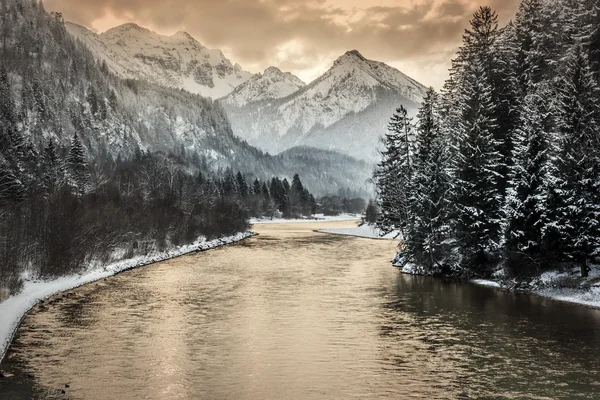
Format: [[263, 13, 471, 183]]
[[0, 231, 256, 363], [250, 214, 361, 225], [398, 265, 600, 311], [311, 227, 600, 311]]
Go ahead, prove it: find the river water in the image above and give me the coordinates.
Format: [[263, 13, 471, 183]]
[[1, 221, 600, 399]]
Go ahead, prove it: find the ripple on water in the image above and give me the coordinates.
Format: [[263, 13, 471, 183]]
[[1, 221, 600, 400]]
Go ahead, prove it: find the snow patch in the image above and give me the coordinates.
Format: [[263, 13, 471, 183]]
[[318, 223, 400, 239], [250, 214, 361, 225], [471, 279, 502, 289]]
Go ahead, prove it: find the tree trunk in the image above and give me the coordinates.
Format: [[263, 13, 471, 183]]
[[581, 261, 590, 278]]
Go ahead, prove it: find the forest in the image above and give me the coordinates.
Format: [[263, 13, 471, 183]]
[[375, 0, 600, 281], [0, 0, 348, 296]]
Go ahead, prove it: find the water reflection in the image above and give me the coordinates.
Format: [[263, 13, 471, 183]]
[[1, 221, 600, 399]]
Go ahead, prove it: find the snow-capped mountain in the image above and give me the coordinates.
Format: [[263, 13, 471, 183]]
[[222, 67, 306, 107], [221, 50, 428, 162], [66, 22, 253, 99]]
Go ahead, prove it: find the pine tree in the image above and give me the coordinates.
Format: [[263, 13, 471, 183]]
[[546, 47, 600, 277], [222, 168, 237, 195], [452, 60, 504, 276], [66, 133, 88, 194], [0, 66, 22, 156], [408, 88, 452, 273], [236, 171, 248, 197], [290, 174, 306, 216], [42, 139, 64, 193], [504, 84, 553, 278], [446, 7, 506, 276], [374, 105, 414, 235], [252, 179, 261, 196]]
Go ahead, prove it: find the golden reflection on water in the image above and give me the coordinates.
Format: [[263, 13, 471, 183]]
[[2, 221, 600, 399]]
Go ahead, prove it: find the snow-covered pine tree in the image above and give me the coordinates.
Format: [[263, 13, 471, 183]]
[[0, 66, 22, 156], [504, 83, 554, 278], [41, 139, 65, 194], [374, 105, 414, 236], [0, 66, 26, 203], [66, 133, 88, 194], [408, 88, 452, 273], [452, 61, 504, 276], [447, 7, 506, 276], [571, 0, 600, 82], [545, 46, 600, 277], [490, 21, 521, 197]]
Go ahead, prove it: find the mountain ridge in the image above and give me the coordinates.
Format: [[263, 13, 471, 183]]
[[66, 22, 253, 99], [222, 49, 428, 162]]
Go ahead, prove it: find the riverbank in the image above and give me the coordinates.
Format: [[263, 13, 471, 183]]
[[250, 214, 361, 225], [397, 259, 600, 309], [0, 231, 255, 363], [317, 223, 400, 240]]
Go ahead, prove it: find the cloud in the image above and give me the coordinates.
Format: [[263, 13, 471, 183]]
[[45, 0, 521, 88]]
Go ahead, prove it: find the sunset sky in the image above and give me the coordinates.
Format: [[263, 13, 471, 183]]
[[45, 0, 521, 89]]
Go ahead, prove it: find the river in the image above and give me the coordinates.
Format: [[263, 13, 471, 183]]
[[1, 221, 600, 399]]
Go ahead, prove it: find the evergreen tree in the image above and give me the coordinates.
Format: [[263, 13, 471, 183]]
[[261, 182, 270, 202], [42, 139, 64, 192], [452, 61, 504, 276], [546, 47, 600, 277], [447, 7, 506, 276], [66, 133, 88, 194], [252, 179, 261, 196], [222, 168, 237, 195], [236, 171, 249, 197], [408, 89, 452, 273], [504, 84, 553, 278], [290, 174, 306, 216], [374, 105, 414, 235], [0, 66, 22, 156]]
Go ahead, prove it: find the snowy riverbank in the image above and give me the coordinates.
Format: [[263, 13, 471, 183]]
[[399, 261, 600, 309], [317, 223, 401, 239], [250, 214, 361, 225], [0, 231, 255, 363], [470, 266, 600, 309]]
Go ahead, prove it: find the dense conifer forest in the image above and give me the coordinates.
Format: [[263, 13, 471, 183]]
[[375, 0, 600, 281]]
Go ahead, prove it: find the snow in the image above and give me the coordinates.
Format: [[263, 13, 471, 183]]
[[65, 22, 253, 99], [250, 214, 361, 225], [318, 223, 401, 239], [0, 231, 255, 363], [535, 287, 600, 309], [224, 49, 428, 162], [223, 66, 305, 107], [469, 265, 600, 308], [471, 279, 502, 288]]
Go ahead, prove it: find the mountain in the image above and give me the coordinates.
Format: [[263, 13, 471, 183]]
[[66, 22, 253, 99], [223, 66, 306, 107], [221, 50, 428, 162], [0, 6, 369, 196]]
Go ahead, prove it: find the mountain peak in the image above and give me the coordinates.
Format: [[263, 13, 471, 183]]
[[264, 66, 283, 76], [172, 30, 194, 41], [334, 50, 367, 65], [67, 21, 253, 99], [103, 22, 147, 35]]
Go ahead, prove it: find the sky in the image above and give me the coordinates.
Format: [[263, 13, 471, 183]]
[[45, 0, 521, 89]]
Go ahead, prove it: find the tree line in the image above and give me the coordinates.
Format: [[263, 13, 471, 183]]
[[375, 0, 600, 281]]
